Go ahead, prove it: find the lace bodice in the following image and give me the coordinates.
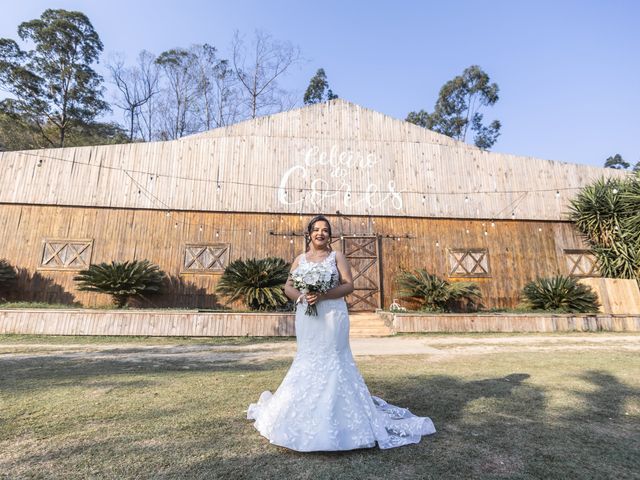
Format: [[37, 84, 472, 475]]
[[298, 250, 340, 288]]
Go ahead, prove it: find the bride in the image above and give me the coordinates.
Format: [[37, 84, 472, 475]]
[[247, 215, 436, 451]]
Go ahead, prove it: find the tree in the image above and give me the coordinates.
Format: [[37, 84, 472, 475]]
[[190, 44, 240, 129], [107, 50, 159, 141], [0, 99, 126, 151], [406, 65, 501, 149], [303, 68, 338, 105], [604, 153, 630, 170], [0, 9, 108, 147], [569, 177, 640, 281], [232, 30, 301, 118], [155, 48, 200, 139]]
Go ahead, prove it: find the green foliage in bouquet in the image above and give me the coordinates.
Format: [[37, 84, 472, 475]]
[[216, 257, 290, 311], [569, 176, 640, 281], [74, 260, 165, 307], [396, 269, 481, 312], [521, 275, 600, 313], [0, 259, 17, 292]]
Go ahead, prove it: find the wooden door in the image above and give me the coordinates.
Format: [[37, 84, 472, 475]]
[[331, 236, 381, 311]]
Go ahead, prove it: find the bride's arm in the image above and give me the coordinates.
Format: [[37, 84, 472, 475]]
[[284, 255, 304, 302], [310, 252, 354, 302]]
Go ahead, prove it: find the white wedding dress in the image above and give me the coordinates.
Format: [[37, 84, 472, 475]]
[[247, 251, 436, 451]]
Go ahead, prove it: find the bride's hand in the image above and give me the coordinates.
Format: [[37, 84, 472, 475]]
[[306, 293, 320, 305]]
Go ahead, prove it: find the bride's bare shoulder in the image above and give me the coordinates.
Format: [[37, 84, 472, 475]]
[[291, 253, 305, 268]]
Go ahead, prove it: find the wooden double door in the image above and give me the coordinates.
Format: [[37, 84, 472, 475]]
[[330, 236, 382, 311]]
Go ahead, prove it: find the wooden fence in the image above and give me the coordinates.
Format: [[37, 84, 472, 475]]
[[0, 309, 295, 337], [389, 313, 640, 333], [1, 309, 639, 336]]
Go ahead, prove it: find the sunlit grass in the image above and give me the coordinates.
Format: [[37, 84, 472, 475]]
[[1, 339, 638, 479]]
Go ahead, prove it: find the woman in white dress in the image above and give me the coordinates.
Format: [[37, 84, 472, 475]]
[[247, 215, 436, 451]]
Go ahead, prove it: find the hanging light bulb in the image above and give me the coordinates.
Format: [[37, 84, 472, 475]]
[[215, 231, 219, 238], [248, 229, 252, 236], [290, 239, 294, 244], [490, 222, 495, 227], [555, 191, 560, 198], [464, 196, 469, 203], [465, 229, 470, 234], [174, 222, 178, 228], [199, 225, 203, 232], [435, 241, 440, 247]]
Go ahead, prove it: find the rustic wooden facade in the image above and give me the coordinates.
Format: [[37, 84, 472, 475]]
[[0, 100, 626, 310]]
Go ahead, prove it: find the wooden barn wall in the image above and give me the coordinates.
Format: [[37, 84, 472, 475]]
[[0, 204, 590, 309], [0, 100, 626, 221]]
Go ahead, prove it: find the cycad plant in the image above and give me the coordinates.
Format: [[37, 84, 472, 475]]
[[0, 259, 17, 292], [74, 260, 165, 307], [522, 275, 600, 313], [396, 269, 481, 312], [216, 257, 290, 311], [569, 176, 640, 280]]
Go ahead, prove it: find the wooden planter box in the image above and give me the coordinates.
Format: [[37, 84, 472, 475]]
[[0, 309, 296, 337]]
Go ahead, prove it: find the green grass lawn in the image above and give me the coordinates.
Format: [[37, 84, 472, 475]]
[[1, 336, 639, 479]]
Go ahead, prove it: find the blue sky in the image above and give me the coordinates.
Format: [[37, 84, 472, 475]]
[[1, 0, 638, 167]]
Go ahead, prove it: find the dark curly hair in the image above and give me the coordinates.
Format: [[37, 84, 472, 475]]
[[306, 215, 332, 251]]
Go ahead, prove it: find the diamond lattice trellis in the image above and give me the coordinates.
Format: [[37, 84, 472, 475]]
[[564, 250, 599, 277], [448, 249, 490, 277], [183, 244, 230, 272], [40, 239, 93, 270]]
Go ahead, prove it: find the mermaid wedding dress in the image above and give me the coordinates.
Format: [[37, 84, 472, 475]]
[[247, 251, 436, 451]]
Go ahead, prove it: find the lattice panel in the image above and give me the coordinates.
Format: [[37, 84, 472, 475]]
[[448, 249, 490, 277], [40, 239, 93, 270], [564, 250, 599, 277], [183, 244, 230, 272], [342, 236, 381, 310]]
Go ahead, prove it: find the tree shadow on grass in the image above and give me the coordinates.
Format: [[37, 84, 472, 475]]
[[3, 355, 639, 479], [0, 352, 293, 394]]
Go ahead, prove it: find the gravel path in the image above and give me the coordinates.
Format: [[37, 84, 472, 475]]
[[1, 334, 639, 364]]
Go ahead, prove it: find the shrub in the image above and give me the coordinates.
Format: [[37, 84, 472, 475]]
[[216, 257, 290, 311], [521, 275, 600, 313], [74, 260, 165, 308], [0, 259, 17, 292], [569, 176, 640, 281], [396, 269, 481, 312]]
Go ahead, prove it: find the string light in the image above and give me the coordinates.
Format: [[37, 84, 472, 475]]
[[16, 150, 586, 198], [42, 154, 559, 239]]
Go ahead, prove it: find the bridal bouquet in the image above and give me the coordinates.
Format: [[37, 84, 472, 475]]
[[290, 262, 335, 316]]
